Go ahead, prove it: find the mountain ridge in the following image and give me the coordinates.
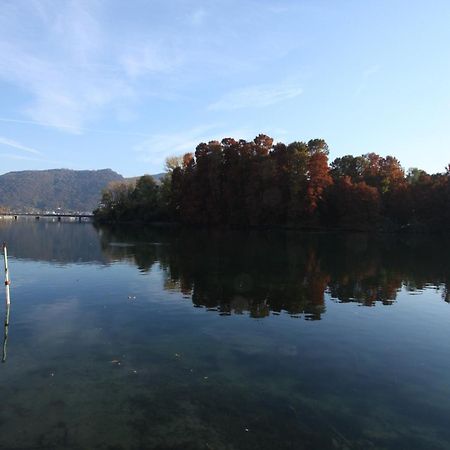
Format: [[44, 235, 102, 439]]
[[0, 168, 125, 212]]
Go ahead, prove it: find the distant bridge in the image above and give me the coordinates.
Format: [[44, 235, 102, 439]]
[[0, 213, 94, 222]]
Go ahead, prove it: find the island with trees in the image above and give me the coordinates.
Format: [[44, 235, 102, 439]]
[[94, 135, 450, 232]]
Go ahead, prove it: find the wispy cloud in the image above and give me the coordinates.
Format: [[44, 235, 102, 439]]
[[0, 1, 157, 133], [0, 40, 134, 134], [135, 124, 218, 163], [120, 43, 184, 78], [0, 117, 150, 137], [0, 136, 42, 155], [135, 124, 253, 168], [0, 153, 45, 162], [209, 82, 303, 111], [0, 151, 72, 167], [0, 1, 304, 137], [0, 117, 87, 133], [355, 65, 381, 96], [0, 135, 72, 166]]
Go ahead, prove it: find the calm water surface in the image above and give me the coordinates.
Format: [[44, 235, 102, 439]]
[[0, 220, 449, 450]]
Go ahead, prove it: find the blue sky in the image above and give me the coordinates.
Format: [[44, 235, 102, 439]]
[[0, 0, 449, 177]]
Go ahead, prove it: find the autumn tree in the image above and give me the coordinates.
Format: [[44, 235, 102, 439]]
[[302, 139, 333, 225], [323, 176, 381, 230]]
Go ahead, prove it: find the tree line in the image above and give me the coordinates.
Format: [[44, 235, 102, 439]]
[[94, 135, 450, 231]]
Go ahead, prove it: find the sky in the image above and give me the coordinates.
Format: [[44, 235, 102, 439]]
[[0, 0, 449, 177]]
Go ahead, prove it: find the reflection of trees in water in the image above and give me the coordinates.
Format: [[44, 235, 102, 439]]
[[323, 234, 450, 308], [98, 226, 450, 318], [96, 224, 162, 272], [325, 234, 401, 306], [0, 220, 106, 264], [4, 221, 447, 316], [156, 232, 331, 319]]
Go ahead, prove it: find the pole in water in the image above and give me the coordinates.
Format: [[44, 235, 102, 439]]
[[3, 242, 10, 306], [2, 304, 9, 363], [2, 243, 10, 362]]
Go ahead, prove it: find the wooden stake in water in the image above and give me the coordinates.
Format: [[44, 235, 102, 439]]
[[3, 242, 10, 306]]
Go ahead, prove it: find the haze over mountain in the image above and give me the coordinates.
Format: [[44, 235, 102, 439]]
[[0, 169, 125, 212]]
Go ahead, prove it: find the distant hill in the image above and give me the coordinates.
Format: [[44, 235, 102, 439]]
[[0, 169, 124, 212]]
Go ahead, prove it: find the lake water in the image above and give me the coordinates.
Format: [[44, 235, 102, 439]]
[[0, 220, 449, 450]]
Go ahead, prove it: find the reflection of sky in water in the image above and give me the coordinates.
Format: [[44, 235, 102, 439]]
[[0, 221, 449, 449]]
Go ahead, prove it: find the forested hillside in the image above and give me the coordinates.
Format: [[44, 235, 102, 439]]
[[0, 169, 124, 212]]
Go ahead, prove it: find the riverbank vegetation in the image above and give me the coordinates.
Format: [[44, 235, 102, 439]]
[[94, 135, 450, 231]]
